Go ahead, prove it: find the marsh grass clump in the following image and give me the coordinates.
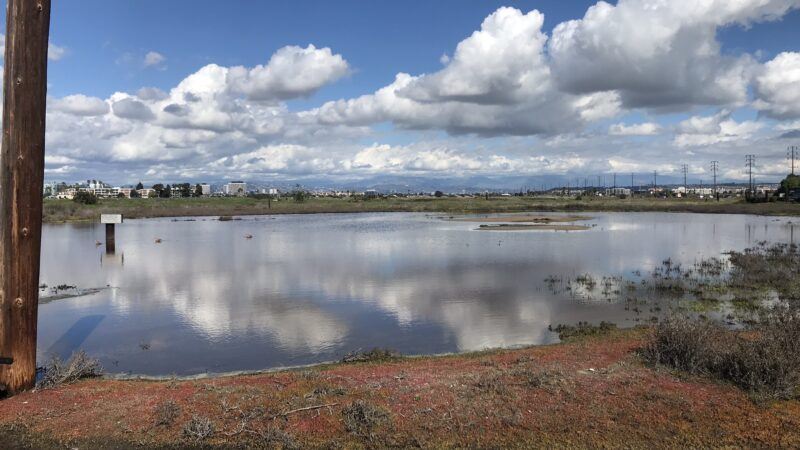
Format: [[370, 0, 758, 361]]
[[728, 243, 800, 301], [153, 400, 181, 427], [183, 415, 214, 441], [36, 351, 103, 390], [342, 400, 390, 438], [643, 312, 800, 399], [549, 321, 617, 340], [341, 348, 401, 363]]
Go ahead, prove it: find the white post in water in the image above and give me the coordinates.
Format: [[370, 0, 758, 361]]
[[101, 214, 123, 254]]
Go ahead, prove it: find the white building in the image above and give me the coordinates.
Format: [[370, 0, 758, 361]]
[[224, 181, 247, 196], [90, 187, 120, 198], [118, 188, 136, 198], [199, 183, 211, 196], [138, 188, 156, 198], [605, 187, 631, 196]]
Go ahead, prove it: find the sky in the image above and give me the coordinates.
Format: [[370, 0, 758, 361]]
[[5, 0, 800, 188]]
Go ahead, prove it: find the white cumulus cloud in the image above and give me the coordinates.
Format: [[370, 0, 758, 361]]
[[609, 122, 662, 136], [227, 45, 349, 101]]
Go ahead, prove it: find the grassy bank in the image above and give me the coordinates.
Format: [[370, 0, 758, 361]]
[[43, 195, 800, 223], [4, 327, 800, 448]]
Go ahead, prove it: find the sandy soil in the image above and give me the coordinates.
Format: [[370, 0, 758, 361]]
[[477, 224, 592, 231], [454, 214, 593, 223]]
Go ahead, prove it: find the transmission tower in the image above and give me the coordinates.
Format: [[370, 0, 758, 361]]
[[680, 164, 688, 190], [710, 161, 719, 202], [745, 154, 756, 196], [789, 146, 798, 176]]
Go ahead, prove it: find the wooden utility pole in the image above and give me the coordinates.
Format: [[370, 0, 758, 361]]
[[0, 0, 51, 395]]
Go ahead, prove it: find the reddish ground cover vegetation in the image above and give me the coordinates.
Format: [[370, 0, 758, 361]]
[[2, 328, 800, 448]]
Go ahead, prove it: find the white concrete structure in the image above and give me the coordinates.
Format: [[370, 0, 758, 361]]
[[224, 181, 247, 196]]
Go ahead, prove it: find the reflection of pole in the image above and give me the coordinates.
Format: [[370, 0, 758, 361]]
[[105, 224, 116, 254]]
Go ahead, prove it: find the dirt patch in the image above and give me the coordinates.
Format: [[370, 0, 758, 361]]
[[478, 224, 591, 231], [2, 328, 800, 447], [454, 214, 592, 223]]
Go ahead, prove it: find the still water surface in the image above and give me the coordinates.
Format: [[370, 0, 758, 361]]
[[38, 212, 798, 375]]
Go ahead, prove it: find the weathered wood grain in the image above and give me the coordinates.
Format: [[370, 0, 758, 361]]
[[0, 0, 51, 395]]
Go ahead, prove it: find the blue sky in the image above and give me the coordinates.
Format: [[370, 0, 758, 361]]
[[12, 0, 800, 187]]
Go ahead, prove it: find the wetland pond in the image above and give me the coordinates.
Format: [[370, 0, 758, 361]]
[[38, 212, 798, 375]]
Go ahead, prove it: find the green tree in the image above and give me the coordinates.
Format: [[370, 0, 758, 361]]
[[73, 191, 98, 205], [152, 183, 164, 197], [162, 184, 172, 198], [780, 174, 800, 193], [292, 185, 307, 202], [194, 184, 203, 197], [135, 181, 144, 190], [176, 183, 191, 198]]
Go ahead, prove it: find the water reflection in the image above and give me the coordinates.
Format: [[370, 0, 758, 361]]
[[37, 212, 796, 375]]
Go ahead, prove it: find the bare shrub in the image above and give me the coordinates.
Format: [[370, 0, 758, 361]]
[[721, 311, 800, 398], [153, 400, 181, 427], [342, 400, 389, 437], [261, 427, 300, 450], [36, 351, 103, 390], [642, 317, 729, 374], [341, 348, 400, 363], [183, 415, 214, 441], [643, 312, 800, 399]]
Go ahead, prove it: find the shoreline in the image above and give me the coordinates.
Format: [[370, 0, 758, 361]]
[[4, 327, 800, 448], [43, 196, 800, 224]]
